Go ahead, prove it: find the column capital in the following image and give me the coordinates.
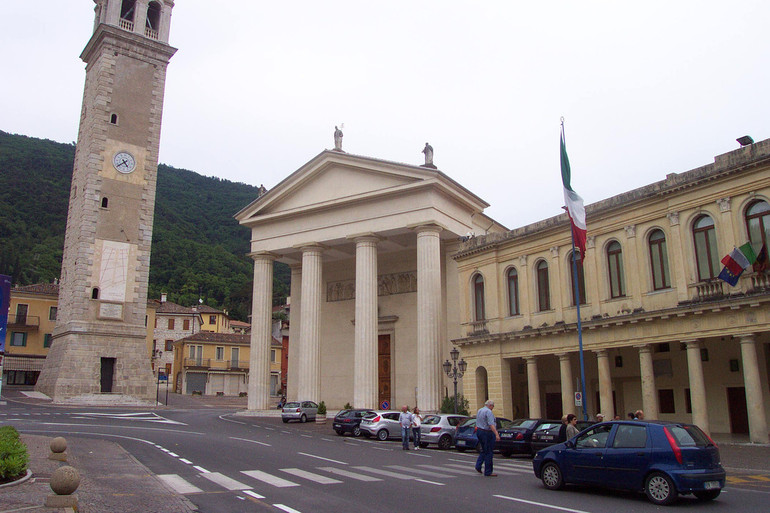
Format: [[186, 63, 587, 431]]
[[295, 243, 326, 252], [247, 251, 279, 262], [525, 355, 538, 364], [593, 348, 609, 357], [633, 343, 652, 353], [682, 339, 701, 349], [347, 232, 383, 243], [737, 333, 757, 345], [410, 223, 445, 235], [555, 352, 571, 361]]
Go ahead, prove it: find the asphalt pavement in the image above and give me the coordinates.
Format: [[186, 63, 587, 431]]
[[1, 388, 769, 513]]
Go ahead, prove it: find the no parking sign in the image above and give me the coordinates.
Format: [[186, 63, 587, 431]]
[[380, 400, 390, 410], [574, 392, 583, 407]]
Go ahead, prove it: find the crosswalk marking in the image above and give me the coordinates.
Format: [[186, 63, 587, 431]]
[[157, 474, 203, 494], [202, 472, 252, 490], [443, 463, 526, 475], [243, 490, 265, 500], [317, 466, 383, 481], [352, 466, 415, 480], [386, 465, 456, 478], [417, 464, 470, 475], [280, 468, 343, 484], [241, 469, 300, 487]]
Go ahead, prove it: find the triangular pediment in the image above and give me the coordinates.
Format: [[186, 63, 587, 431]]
[[236, 151, 451, 221]]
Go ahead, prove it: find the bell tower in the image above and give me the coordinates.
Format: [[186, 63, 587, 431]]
[[36, 0, 176, 403]]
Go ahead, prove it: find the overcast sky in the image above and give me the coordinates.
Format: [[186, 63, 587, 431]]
[[3, 1, 768, 230]]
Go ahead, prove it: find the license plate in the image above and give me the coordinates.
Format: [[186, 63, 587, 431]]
[[704, 481, 721, 490], [334, 424, 341, 428], [500, 433, 512, 438], [457, 440, 466, 446], [542, 436, 554, 441]]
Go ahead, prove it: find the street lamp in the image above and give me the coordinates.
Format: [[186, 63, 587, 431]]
[[443, 347, 467, 414]]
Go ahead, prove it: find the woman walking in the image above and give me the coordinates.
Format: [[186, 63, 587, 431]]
[[412, 408, 423, 450]]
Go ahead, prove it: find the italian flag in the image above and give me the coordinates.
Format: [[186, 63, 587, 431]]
[[561, 132, 587, 258]]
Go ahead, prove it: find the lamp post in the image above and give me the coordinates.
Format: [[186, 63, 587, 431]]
[[443, 347, 467, 414]]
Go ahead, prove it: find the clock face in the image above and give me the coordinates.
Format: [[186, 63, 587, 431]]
[[113, 151, 136, 174]]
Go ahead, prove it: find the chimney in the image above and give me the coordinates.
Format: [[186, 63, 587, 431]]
[[161, 292, 167, 303]]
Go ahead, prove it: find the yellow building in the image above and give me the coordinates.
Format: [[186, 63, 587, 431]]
[[173, 331, 282, 397], [197, 305, 231, 333], [2, 284, 59, 385], [453, 138, 770, 443]]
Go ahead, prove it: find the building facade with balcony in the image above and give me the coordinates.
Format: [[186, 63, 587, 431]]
[[172, 331, 283, 397], [453, 138, 770, 443], [152, 294, 203, 381]]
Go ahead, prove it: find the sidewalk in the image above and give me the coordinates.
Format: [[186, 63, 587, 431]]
[[1, 434, 197, 513]]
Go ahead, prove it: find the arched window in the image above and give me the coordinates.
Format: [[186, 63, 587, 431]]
[[101, 197, 109, 208], [607, 241, 626, 298], [120, 0, 136, 22], [746, 200, 770, 249], [91, 287, 100, 300], [568, 251, 586, 305], [146, 1, 162, 30], [649, 229, 670, 290], [536, 261, 550, 311], [473, 274, 485, 321], [507, 268, 519, 316], [110, 113, 118, 124], [693, 215, 719, 281]]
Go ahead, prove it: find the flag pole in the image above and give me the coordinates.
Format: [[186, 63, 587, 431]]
[[561, 119, 589, 422]]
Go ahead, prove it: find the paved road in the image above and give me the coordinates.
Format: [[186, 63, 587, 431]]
[[2, 392, 770, 513]]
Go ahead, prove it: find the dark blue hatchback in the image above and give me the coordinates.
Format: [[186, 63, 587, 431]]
[[532, 420, 725, 505]]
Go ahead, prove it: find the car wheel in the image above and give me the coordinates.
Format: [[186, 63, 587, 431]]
[[693, 489, 721, 501], [353, 426, 361, 437], [438, 435, 452, 450], [645, 472, 678, 505], [541, 462, 564, 490], [335, 429, 343, 435], [377, 429, 389, 441], [500, 449, 513, 457], [282, 418, 289, 423], [300, 414, 307, 423]]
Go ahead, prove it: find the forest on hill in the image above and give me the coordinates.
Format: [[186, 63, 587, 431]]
[[0, 130, 290, 321]]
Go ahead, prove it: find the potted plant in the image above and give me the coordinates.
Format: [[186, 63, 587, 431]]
[[316, 401, 327, 424]]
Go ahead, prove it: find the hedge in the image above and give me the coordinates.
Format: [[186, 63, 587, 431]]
[[0, 426, 29, 483]]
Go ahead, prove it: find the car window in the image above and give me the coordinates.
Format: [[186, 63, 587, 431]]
[[448, 416, 467, 426], [509, 419, 538, 429], [575, 424, 612, 449], [459, 419, 476, 428], [668, 425, 710, 447], [422, 415, 440, 425], [384, 413, 400, 420], [285, 402, 300, 408], [498, 419, 514, 429], [612, 424, 648, 448]]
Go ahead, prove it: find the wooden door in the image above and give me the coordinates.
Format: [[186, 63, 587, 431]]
[[378, 335, 391, 409], [727, 387, 749, 434]]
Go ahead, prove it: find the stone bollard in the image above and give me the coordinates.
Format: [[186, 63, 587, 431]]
[[45, 465, 80, 509], [48, 437, 68, 462]]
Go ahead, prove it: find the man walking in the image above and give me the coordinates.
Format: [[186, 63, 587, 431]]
[[399, 405, 414, 450], [474, 399, 500, 476]]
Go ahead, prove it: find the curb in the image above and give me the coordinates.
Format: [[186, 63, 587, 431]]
[[0, 469, 33, 489]]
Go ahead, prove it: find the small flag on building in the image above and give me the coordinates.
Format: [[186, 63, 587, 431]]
[[718, 243, 761, 286], [560, 128, 586, 258], [754, 244, 768, 272]]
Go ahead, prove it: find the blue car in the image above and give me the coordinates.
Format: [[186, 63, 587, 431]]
[[455, 417, 512, 452], [532, 420, 725, 505]]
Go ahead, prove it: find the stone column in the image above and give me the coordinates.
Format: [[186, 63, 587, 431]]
[[595, 349, 615, 419], [353, 235, 379, 409], [133, 0, 148, 35], [247, 253, 274, 410], [416, 226, 442, 412], [526, 356, 541, 418], [738, 335, 769, 443], [557, 353, 575, 416], [635, 344, 659, 420], [297, 245, 323, 402], [684, 340, 709, 434]]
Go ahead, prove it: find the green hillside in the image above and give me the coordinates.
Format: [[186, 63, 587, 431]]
[[0, 130, 289, 321]]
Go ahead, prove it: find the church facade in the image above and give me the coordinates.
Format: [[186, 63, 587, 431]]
[[453, 138, 770, 443], [236, 149, 506, 412]]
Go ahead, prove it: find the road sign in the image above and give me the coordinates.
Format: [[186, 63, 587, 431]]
[[380, 400, 390, 410], [574, 392, 583, 407]]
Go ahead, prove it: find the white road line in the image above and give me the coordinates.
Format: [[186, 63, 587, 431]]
[[418, 465, 469, 475], [264, 427, 275, 431], [444, 463, 525, 475], [300, 434, 313, 438], [273, 505, 302, 513], [386, 465, 456, 478], [194, 465, 210, 473], [230, 436, 271, 446], [219, 415, 246, 425], [179, 458, 193, 465], [352, 466, 414, 480], [298, 452, 348, 465], [280, 468, 343, 484], [415, 478, 445, 486], [369, 446, 392, 451], [243, 490, 265, 500], [321, 438, 336, 442], [494, 495, 591, 513], [405, 451, 431, 458], [167, 451, 179, 458], [157, 474, 204, 494], [241, 469, 300, 488], [201, 472, 252, 490], [317, 466, 383, 482]]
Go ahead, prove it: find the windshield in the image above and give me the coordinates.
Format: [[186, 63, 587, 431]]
[[460, 419, 477, 428], [284, 402, 300, 408], [509, 419, 538, 428]]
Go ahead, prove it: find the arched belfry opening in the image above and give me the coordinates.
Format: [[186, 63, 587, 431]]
[[120, 0, 136, 23], [146, 2, 162, 32]]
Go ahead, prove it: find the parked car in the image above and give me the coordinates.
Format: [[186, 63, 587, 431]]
[[530, 419, 594, 453], [497, 418, 553, 457], [454, 417, 512, 452], [360, 410, 402, 440], [533, 420, 726, 505], [281, 401, 318, 423], [419, 413, 469, 450], [332, 409, 376, 436]]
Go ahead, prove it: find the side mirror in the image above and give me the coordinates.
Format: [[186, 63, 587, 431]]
[[565, 440, 575, 449]]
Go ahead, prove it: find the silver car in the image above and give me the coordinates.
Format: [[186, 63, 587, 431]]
[[360, 410, 402, 440], [281, 400, 318, 423], [419, 413, 469, 449]]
